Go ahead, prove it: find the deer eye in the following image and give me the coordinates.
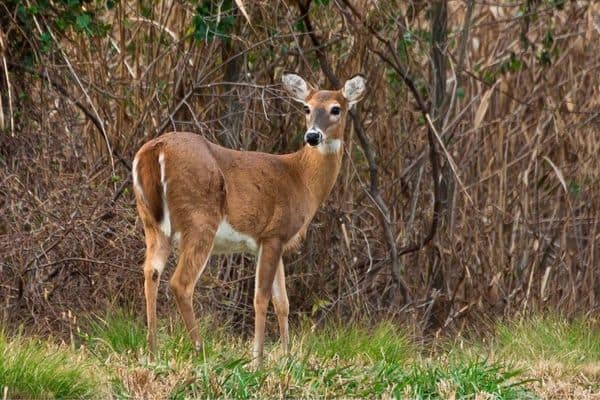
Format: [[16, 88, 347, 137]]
[[330, 106, 341, 115], [303, 105, 310, 114]]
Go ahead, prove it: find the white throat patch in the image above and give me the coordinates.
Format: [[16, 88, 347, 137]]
[[317, 139, 342, 155]]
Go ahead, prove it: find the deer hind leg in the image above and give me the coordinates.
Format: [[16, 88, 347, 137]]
[[142, 226, 171, 358], [253, 239, 283, 366], [169, 222, 216, 353], [271, 258, 289, 354]]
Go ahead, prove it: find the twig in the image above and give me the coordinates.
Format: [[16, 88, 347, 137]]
[[425, 113, 473, 204], [25, 5, 117, 178], [0, 29, 14, 136], [338, 0, 442, 261], [24, 257, 130, 273], [457, 0, 475, 77], [7, 62, 131, 171]]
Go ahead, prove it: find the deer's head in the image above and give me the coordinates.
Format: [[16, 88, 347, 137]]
[[283, 74, 367, 149]]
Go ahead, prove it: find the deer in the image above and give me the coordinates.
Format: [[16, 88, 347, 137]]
[[132, 73, 366, 365]]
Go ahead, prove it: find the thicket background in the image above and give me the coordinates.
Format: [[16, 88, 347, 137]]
[[1, 0, 599, 338]]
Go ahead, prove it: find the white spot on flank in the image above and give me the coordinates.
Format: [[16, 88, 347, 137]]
[[212, 219, 258, 255], [318, 139, 341, 154], [158, 152, 171, 237]]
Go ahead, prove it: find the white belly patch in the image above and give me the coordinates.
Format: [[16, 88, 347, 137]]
[[212, 220, 258, 255]]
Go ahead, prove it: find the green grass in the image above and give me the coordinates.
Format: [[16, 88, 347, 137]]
[[303, 321, 414, 362], [5, 313, 600, 399], [494, 316, 600, 365], [167, 353, 533, 399], [78, 312, 534, 399], [82, 311, 232, 364], [0, 331, 101, 399], [83, 309, 147, 355]]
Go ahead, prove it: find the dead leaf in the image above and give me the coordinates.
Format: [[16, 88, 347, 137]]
[[543, 156, 568, 194], [235, 0, 251, 25], [474, 82, 497, 131]]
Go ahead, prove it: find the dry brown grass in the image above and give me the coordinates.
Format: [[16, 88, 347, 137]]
[[529, 361, 600, 399], [0, 0, 598, 337]]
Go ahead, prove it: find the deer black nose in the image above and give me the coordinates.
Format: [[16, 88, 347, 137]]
[[304, 130, 322, 146]]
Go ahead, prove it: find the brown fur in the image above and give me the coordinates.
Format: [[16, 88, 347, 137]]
[[135, 131, 344, 249], [134, 141, 164, 224]]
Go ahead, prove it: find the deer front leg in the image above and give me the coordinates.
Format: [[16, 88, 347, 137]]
[[253, 239, 283, 367], [272, 258, 289, 354]]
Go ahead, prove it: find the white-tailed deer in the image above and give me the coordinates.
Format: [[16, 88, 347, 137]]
[[132, 73, 366, 364]]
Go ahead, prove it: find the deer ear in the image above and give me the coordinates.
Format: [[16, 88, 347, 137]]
[[342, 74, 367, 108], [282, 73, 313, 103]]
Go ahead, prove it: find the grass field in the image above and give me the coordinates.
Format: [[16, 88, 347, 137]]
[[1, 314, 599, 399]]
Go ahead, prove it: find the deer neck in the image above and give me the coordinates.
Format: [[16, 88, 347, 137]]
[[295, 139, 343, 208]]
